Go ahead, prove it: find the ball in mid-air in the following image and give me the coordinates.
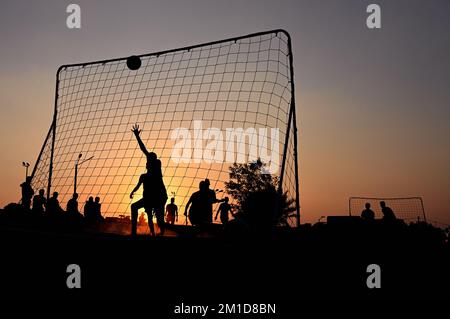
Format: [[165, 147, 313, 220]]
[[126, 55, 141, 70]]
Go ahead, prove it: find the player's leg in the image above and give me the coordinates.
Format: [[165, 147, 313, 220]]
[[145, 204, 155, 236], [154, 204, 165, 236], [131, 198, 145, 236]]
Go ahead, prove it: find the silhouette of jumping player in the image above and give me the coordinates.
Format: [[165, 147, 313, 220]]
[[361, 202, 375, 221], [130, 124, 168, 236], [165, 197, 178, 225], [46, 192, 62, 216], [215, 197, 234, 225], [130, 160, 167, 236], [32, 189, 46, 215], [20, 176, 34, 210], [380, 201, 396, 221]]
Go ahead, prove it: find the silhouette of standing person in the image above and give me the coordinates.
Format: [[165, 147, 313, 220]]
[[361, 202, 375, 221], [203, 179, 224, 224], [32, 189, 46, 215], [185, 181, 208, 226], [215, 197, 234, 225], [67, 193, 83, 221], [130, 124, 168, 236], [165, 197, 178, 225], [380, 201, 396, 222], [20, 176, 34, 210]]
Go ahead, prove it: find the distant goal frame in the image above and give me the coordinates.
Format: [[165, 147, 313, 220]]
[[348, 196, 427, 222]]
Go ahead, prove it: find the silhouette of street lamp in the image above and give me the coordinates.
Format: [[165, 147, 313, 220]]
[[22, 162, 30, 180], [74, 153, 94, 195]]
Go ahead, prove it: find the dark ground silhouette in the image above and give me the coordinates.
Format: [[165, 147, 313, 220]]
[[0, 203, 448, 299]]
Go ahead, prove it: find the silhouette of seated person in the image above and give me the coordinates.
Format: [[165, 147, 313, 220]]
[[130, 124, 167, 236], [360, 202, 375, 221], [66, 193, 84, 222], [215, 197, 234, 225], [32, 189, 47, 215], [380, 201, 397, 222], [46, 192, 63, 217], [84, 196, 95, 221], [130, 159, 168, 237], [93, 196, 104, 221], [165, 197, 178, 225], [20, 176, 34, 210]]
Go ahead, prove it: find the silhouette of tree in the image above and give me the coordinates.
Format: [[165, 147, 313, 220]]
[[225, 159, 296, 227]]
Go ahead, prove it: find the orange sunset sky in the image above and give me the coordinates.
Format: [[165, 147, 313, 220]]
[[1, 0, 449, 225]]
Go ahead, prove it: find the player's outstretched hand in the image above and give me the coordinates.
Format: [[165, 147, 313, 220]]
[[131, 124, 141, 136]]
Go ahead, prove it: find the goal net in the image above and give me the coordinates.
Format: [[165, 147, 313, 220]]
[[349, 197, 426, 222], [30, 30, 300, 228]]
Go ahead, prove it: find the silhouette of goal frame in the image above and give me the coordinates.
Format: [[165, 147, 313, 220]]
[[349, 196, 427, 222], [29, 29, 301, 227]]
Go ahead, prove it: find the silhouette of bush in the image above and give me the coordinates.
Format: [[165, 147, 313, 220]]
[[225, 159, 296, 231]]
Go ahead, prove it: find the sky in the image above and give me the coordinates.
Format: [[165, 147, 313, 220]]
[[0, 0, 449, 225]]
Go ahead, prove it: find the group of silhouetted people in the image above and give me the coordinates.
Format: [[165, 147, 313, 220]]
[[129, 124, 234, 236], [84, 196, 103, 222], [360, 201, 397, 222], [19, 123, 233, 236], [19, 176, 103, 223]]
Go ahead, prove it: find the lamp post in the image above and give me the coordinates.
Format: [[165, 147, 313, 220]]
[[22, 162, 30, 180], [74, 153, 94, 195]]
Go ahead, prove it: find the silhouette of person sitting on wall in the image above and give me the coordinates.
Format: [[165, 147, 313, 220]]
[[32, 189, 46, 215], [46, 192, 63, 217], [215, 197, 234, 225], [380, 201, 397, 222], [20, 176, 34, 210], [165, 197, 178, 225], [130, 124, 167, 236], [361, 202, 375, 221], [67, 193, 83, 222], [94, 196, 103, 221], [84, 196, 95, 220]]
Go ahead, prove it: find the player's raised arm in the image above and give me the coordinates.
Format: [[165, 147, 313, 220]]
[[131, 124, 150, 156]]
